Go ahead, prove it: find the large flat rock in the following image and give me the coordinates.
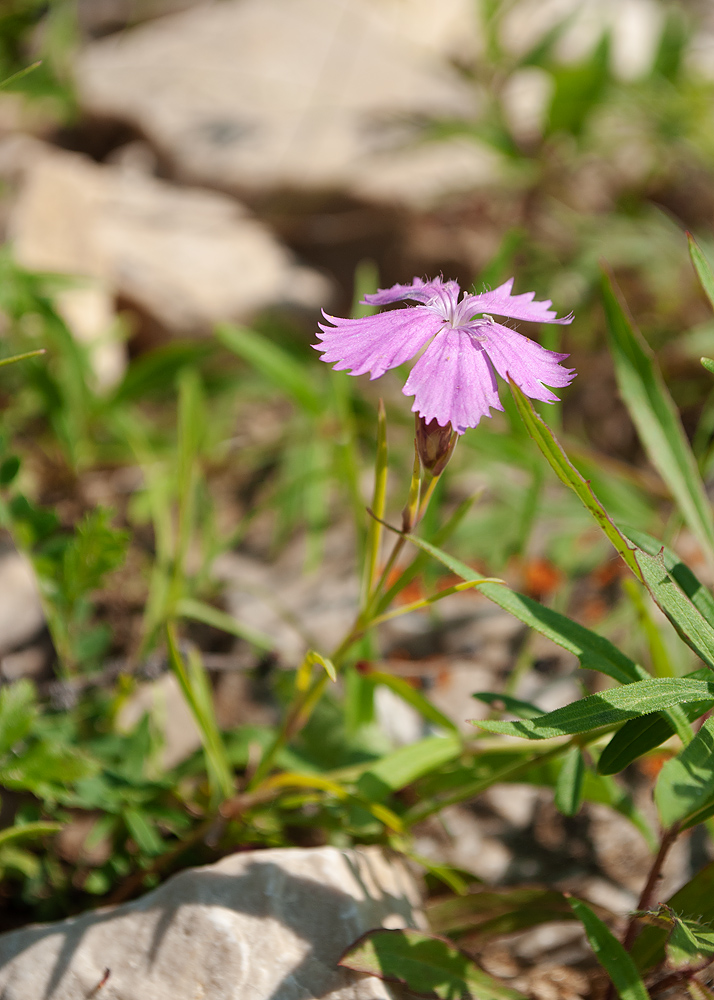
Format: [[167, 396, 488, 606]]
[[0, 845, 424, 999], [74, 0, 498, 207], [2, 139, 330, 336]]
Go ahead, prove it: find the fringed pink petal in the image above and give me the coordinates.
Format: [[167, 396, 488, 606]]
[[363, 276, 459, 307], [478, 320, 576, 402], [315, 305, 443, 379], [465, 278, 573, 325], [403, 328, 502, 434]]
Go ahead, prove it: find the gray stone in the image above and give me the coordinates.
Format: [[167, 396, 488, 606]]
[[0, 845, 424, 1000], [74, 0, 498, 207], [3, 140, 331, 336]]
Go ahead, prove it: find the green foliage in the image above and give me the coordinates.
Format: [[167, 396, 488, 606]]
[[568, 898, 649, 1000], [338, 928, 525, 1000]]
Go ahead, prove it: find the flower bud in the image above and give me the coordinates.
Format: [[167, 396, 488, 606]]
[[415, 415, 457, 477]]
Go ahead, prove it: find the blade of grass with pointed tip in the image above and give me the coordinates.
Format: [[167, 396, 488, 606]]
[[602, 268, 714, 570], [403, 533, 646, 684], [689, 233, 714, 312], [569, 897, 650, 1000], [370, 577, 502, 628], [0, 61, 42, 91], [475, 678, 714, 740], [509, 378, 641, 578], [338, 928, 526, 1000], [0, 348, 46, 368]]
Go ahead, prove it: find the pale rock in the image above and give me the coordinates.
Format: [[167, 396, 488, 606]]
[[0, 846, 424, 1000], [4, 142, 330, 336], [214, 525, 359, 664], [74, 0, 496, 207], [117, 671, 202, 769], [0, 551, 44, 656]]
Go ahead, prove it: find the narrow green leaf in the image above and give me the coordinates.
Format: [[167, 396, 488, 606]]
[[655, 717, 714, 828], [623, 527, 714, 628], [371, 579, 501, 628], [166, 625, 234, 801], [689, 233, 714, 312], [338, 928, 526, 1000], [365, 671, 458, 732], [475, 678, 714, 740], [404, 533, 645, 684], [0, 62, 42, 91], [177, 597, 274, 651], [509, 378, 641, 578], [362, 399, 388, 608], [216, 323, 323, 415], [602, 267, 714, 568], [702, 358, 714, 376], [0, 348, 46, 368], [356, 735, 462, 802], [598, 671, 714, 775], [554, 746, 585, 816], [569, 897, 649, 1000], [636, 548, 714, 670]]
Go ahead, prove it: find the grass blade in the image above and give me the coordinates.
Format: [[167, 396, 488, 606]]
[[361, 399, 388, 608], [602, 267, 714, 570], [166, 625, 234, 801]]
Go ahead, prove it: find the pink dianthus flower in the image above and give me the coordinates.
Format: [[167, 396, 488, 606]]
[[314, 277, 575, 433]]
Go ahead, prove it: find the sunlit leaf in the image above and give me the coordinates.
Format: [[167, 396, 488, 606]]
[[569, 897, 649, 1000], [339, 928, 526, 1000]]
